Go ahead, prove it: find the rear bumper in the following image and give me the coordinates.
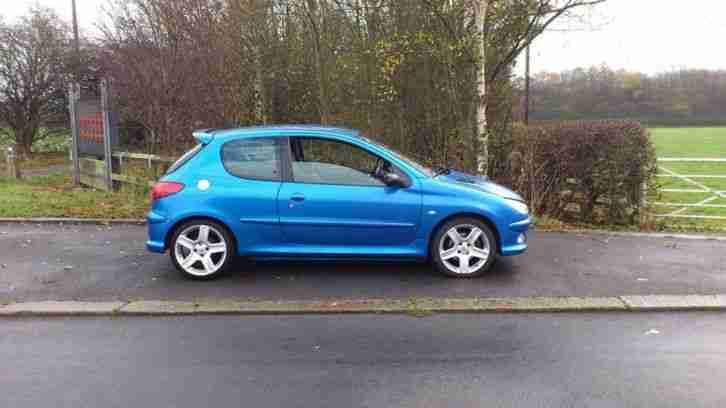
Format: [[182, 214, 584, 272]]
[[500, 217, 532, 256], [146, 210, 170, 253]]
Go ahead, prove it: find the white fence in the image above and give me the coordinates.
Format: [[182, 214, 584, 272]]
[[653, 158, 726, 220]]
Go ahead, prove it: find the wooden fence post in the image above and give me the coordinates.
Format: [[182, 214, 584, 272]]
[[6, 146, 21, 179]]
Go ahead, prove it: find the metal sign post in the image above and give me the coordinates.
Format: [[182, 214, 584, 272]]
[[100, 80, 114, 191], [69, 83, 81, 186], [68, 80, 119, 191]]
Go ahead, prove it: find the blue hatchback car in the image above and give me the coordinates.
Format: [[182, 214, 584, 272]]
[[146, 126, 531, 279]]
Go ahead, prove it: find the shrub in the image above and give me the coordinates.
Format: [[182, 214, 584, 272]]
[[31, 129, 70, 153], [506, 120, 657, 226], [0, 128, 70, 153]]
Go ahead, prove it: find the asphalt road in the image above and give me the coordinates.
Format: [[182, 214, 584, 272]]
[[0, 223, 724, 302], [2, 313, 725, 408]]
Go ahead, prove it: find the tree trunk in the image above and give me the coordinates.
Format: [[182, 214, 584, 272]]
[[306, 0, 330, 124], [474, 0, 489, 176], [251, 0, 267, 124], [16, 128, 35, 159], [252, 44, 267, 124]]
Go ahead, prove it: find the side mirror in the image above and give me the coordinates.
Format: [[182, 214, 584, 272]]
[[383, 172, 408, 188]]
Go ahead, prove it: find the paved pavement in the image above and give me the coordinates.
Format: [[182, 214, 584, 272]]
[[3, 313, 726, 408], [0, 223, 724, 303]]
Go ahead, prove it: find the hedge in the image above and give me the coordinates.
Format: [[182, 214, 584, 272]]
[[505, 120, 657, 226]]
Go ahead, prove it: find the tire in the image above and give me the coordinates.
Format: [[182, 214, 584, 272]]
[[430, 217, 497, 278], [169, 220, 235, 280]]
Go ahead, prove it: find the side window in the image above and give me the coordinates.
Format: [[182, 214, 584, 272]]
[[221, 138, 281, 181], [291, 138, 385, 186]]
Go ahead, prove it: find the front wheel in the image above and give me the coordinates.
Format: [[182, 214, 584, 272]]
[[170, 220, 235, 280], [431, 217, 496, 278]]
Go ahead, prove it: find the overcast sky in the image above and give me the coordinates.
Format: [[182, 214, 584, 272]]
[[520, 0, 726, 75], [3, 0, 725, 75]]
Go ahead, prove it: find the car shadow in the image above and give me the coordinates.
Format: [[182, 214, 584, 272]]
[[233, 257, 518, 278], [217, 256, 522, 289], [137, 254, 523, 301]]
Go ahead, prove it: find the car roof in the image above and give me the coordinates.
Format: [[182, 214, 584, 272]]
[[208, 125, 362, 142]]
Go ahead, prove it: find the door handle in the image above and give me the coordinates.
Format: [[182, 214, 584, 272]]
[[290, 193, 305, 202]]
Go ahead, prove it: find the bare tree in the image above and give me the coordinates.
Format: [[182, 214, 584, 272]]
[[303, 0, 331, 124], [0, 7, 70, 157], [100, 0, 228, 154], [473, 0, 489, 174], [98, 0, 607, 169], [469, 0, 607, 174]]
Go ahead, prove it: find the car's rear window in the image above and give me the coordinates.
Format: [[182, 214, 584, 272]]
[[166, 144, 203, 174], [221, 138, 281, 181]]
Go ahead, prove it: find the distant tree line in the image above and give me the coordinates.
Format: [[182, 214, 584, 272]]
[[521, 65, 726, 127], [99, 0, 602, 173], [1, 0, 604, 175]]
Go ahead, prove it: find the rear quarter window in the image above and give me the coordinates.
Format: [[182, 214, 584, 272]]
[[166, 144, 203, 174], [221, 138, 282, 181]]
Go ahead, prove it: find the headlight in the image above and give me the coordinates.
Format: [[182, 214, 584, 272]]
[[505, 199, 529, 215]]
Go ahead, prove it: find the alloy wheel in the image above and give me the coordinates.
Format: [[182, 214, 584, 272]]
[[174, 224, 228, 277], [438, 224, 491, 275]]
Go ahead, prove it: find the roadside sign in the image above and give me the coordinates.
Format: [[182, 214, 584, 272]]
[[69, 80, 119, 191]]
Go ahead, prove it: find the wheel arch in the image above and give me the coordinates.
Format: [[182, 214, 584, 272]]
[[428, 212, 502, 258], [165, 215, 238, 254]]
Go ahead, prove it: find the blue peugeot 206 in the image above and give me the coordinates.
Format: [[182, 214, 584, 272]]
[[146, 126, 531, 280]]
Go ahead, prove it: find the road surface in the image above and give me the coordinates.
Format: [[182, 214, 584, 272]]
[[1, 223, 724, 302], [2, 313, 725, 407]]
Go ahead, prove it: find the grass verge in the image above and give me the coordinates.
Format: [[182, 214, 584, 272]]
[[0, 173, 149, 219]]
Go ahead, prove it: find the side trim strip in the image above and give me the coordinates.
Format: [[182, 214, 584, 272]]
[[281, 217, 415, 229], [240, 217, 279, 225]]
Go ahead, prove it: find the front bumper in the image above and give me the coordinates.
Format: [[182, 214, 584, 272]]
[[146, 238, 166, 253], [500, 216, 532, 256]]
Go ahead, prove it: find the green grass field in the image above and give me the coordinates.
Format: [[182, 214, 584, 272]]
[[650, 127, 726, 230]]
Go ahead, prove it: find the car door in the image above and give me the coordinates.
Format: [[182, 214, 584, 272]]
[[278, 136, 422, 249], [216, 136, 284, 251]]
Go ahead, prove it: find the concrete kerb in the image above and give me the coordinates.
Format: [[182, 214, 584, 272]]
[[0, 301, 127, 316], [2, 295, 726, 317], [620, 295, 726, 311]]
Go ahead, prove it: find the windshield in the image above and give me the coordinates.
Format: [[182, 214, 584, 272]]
[[360, 136, 435, 177]]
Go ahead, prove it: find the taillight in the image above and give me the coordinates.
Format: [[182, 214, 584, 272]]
[[150, 182, 184, 201]]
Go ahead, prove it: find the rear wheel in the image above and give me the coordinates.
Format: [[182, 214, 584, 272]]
[[431, 217, 496, 278], [170, 220, 235, 280]]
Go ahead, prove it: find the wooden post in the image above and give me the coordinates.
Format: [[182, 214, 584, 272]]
[[69, 83, 81, 186], [640, 178, 650, 227], [6, 146, 21, 179]]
